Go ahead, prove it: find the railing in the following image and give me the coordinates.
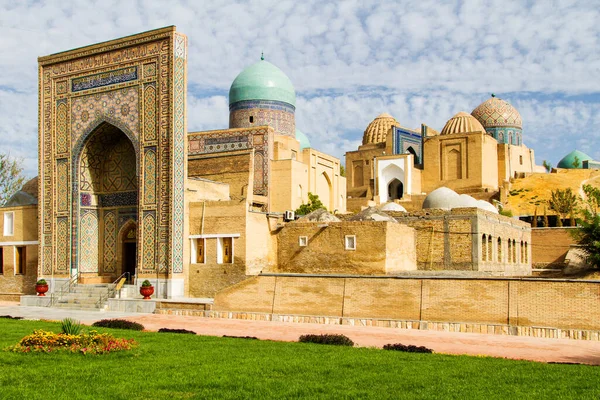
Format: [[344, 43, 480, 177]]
[[49, 272, 80, 307], [95, 272, 131, 309]]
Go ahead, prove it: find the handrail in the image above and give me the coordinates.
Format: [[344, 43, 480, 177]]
[[95, 272, 130, 309], [49, 272, 80, 307]]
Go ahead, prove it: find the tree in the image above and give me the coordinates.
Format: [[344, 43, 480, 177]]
[[572, 155, 581, 169], [340, 165, 346, 177], [572, 185, 600, 268], [548, 188, 578, 227], [542, 160, 552, 173], [582, 184, 600, 215], [295, 192, 325, 215], [0, 153, 26, 206]]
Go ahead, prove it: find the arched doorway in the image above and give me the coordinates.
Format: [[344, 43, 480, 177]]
[[406, 146, 419, 164], [317, 172, 333, 210], [75, 122, 138, 278], [388, 178, 403, 200]]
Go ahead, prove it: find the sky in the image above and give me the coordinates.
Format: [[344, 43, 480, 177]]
[[0, 0, 599, 177]]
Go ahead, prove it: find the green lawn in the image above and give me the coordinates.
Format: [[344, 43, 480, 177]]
[[0, 319, 599, 399]]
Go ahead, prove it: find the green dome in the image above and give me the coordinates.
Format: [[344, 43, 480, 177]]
[[229, 60, 296, 107], [557, 150, 592, 169], [296, 128, 311, 149]]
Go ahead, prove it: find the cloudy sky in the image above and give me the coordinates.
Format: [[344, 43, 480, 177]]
[[1, 0, 599, 177]]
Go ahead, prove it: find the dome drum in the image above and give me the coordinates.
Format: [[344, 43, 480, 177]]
[[362, 113, 400, 145]]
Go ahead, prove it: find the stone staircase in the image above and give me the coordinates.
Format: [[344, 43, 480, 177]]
[[52, 284, 112, 311]]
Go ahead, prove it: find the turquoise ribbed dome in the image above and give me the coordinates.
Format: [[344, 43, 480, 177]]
[[296, 128, 311, 149], [557, 150, 592, 169], [229, 60, 296, 107]]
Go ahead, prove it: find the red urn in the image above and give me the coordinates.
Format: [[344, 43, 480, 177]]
[[36, 284, 49, 297], [140, 285, 154, 300]]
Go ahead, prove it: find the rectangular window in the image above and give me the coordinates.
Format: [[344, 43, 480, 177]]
[[217, 237, 234, 264], [519, 155, 523, 165], [197, 238, 205, 264], [291, 150, 297, 160], [15, 246, 25, 275], [0, 247, 3, 274], [299, 236, 308, 247], [345, 235, 356, 251], [3, 212, 14, 236]]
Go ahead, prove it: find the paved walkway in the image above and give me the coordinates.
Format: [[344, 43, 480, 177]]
[[2, 301, 600, 365]]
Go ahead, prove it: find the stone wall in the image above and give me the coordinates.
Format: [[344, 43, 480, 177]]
[[531, 227, 577, 268], [0, 205, 38, 299], [274, 221, 416, 275], [213, 275, 600, 331]]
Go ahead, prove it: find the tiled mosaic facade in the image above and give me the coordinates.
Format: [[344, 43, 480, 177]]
[[393, 127, 423, 164], [188, 127, 273, 196], [229, 100, 295, 137], [38, 27, 187, 278]]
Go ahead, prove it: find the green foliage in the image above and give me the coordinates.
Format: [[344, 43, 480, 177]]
[[572, 211, 600, 268], [572, 155, 581, 168], [91, 319, 145, 331], [2, 319, 600, 398], [158, 328, 196, 335], [61, 318, 82, 336], [582, 184, 600, 215], [549, 188, 578, 227], [295, 192, 325, 215], [298, 334, 354, 346], [542, 160, 552, 173], [383, 343, 433, 353], [35, 279, 47, 286], [0, 152, 27, 207], [141, 280, 153, 287], [340, 165, 346, 177], [499, 208, 513, 218]]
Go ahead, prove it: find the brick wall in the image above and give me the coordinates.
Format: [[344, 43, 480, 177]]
[[531, 227, 577, 268], [213, 275, 600, 331]]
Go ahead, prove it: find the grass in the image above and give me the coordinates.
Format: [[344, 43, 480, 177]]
[[1, 319, 600, 399]]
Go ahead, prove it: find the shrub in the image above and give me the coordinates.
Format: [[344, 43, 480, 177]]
[[36, 279, 47, 285], [223, 335, 259, 340], [141, 280, 153, 287], [6, 329, 137, 354], [0, 315, 23, 320], [298, 334, 354, 346], [61, 318, 82, 335], [383, 343, 433, 353], [158, 328, 196, 335], [92, 319, 144, 331]]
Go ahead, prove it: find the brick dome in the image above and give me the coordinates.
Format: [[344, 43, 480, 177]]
[[440, 112, 486, 135], [362, 113, 400, 145]]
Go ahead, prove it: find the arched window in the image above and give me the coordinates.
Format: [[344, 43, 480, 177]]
[[487, 235, 492, 262], [497, 238, 502, 263], [481, 234, 487, 261]]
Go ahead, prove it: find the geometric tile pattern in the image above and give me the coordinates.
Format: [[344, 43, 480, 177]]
[[56, 217, 70, 271], [56, 102, 69, 154], [171, 33, 187, 274], [71, 87, 140, 146], [143, 84, 157, 141], [78, 211, 99, 273], [144, 149, 156, 205], [188, 127, 271, 196], [471, 96, 522, 129], [230, 99, 295, 137], [103, 211, 117, 273], [393, 126, 423, 164], [56, 159, 69, 212], [142, 211, 156, 271]]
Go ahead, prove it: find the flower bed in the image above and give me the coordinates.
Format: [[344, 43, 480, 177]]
[[6, 329, 137, 354]]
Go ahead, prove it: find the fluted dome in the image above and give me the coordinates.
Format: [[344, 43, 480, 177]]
[[471, 96, 522, 129], [557, 150, 592, 169], [440, 112, 486, 135], [296, 128, 311, 150], [362, 113, 400, 145], [229, 59, 296, 107]]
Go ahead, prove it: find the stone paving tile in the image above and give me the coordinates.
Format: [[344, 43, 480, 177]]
[[2, 302, 600, 365]]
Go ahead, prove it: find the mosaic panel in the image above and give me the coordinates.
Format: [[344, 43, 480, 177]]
[[118, 208, 138, 229], [103, 211, 117, 273], [99, 191, 138, 207], [72, 66, 138, 92], [42, 246, 52, 275], [171, 33, 187, 274], [71, 87, 140, 146], [56, 80, 67, 95], [158, 242, 168, 273], [144, 149, 157, 205], [143, 84, 157, 141], [188, 127, 271, 196], [143, 62, 156, 78], [55, 102, 69, 154], [230, 101, 295, 137], [79, 211, 99, 273], [56, 217, 69, 271], [142, 211, 156, 271], [56, 159, 69, 212]]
